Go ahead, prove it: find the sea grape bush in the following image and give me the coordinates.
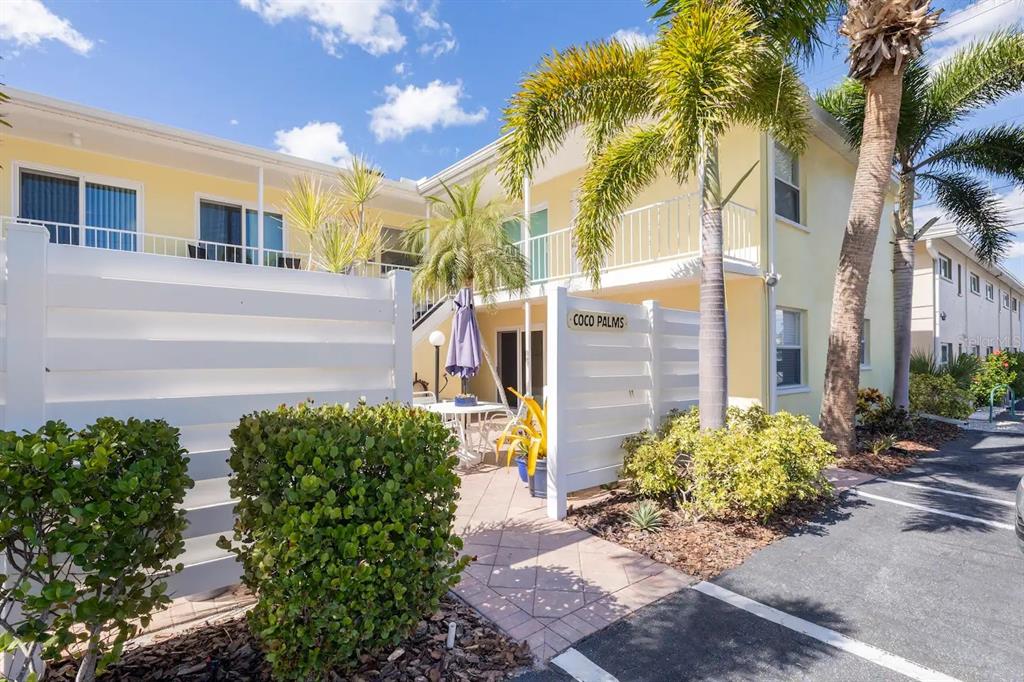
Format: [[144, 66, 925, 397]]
[[0, 418, 191, 682], [222, 401, 466, 680]]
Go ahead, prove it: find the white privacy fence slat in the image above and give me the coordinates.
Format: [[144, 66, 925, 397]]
[[0, 223, 412, 599], [545, 287, 699, 519]]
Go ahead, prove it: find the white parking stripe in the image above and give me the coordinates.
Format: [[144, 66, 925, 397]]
[[878, 479, 1016, 507], [692, 582, 963, 682], [550, 648, 620, 682], [850, 489, 1015, 530]]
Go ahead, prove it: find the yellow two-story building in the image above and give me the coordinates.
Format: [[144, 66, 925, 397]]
[[0, 87, 894, 420]]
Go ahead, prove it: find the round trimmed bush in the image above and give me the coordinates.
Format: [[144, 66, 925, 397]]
[[223, 401, 465, 679]]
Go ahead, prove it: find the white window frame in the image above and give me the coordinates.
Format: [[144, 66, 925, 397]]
[[936, 253, 952, 281], [1014, 297, 1019, 313], [985, 282, 994, 302], [939, 342, 953, 366], [193, 192, 287, 251], [1002, 290, 1010, 309], [969, 272, 980, 295], [775, 307, 807, 393], [773, 143, 801, 226], [12, 160, 146, 236]]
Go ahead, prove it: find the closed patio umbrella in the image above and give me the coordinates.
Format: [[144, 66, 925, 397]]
[[446, 287, 482, 394]]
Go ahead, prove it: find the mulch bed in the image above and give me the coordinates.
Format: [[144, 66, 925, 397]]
[[48, 595, 532, 681], [567, 492, 833, 581], [837, 418, 963, 475]]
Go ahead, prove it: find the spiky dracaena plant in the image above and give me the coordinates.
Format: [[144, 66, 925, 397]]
[[818, 0, 941, 456], [498, 0, 831, 430], [283, 174, 339, 270], [404, 175, 528, 407], [819, 31, 1024, 410], [338, 155, 384, 238]]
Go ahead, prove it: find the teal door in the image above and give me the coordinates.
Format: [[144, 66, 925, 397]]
[[530, 209, 548, 282]]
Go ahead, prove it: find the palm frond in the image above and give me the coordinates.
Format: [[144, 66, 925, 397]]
[[498, 41, 654, 197], [734, 55, 810, 154], [918, 125, 1024, 186], [925, 30, 1024, 138], [650, 1, 766, 169], [337, 155, 383, 209], [575, 125, 672, 286], [816, 78, 865, 148], [919, 171, 1012, 264]]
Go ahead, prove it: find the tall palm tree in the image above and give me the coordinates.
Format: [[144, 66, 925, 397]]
[[498, 0, 830, 430], [818, 0, 940, 455], [404, 175, 528, 406], [819, 31, 1024, 411]]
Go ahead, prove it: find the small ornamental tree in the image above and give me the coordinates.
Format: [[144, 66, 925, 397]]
[[222, 401, 466, 680], [970, 350, 1017, 407], [0, 418, 191, 682]]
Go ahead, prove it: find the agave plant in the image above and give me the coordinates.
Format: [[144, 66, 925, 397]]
[[627, 500, 666, 533], [496, 388, 547, 476]]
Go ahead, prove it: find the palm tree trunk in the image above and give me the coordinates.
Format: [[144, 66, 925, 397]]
[[698, 140, 728, 431], [821, 67, 904, 455], [892, 171, 917, 410], [892, 236, 915, 410]]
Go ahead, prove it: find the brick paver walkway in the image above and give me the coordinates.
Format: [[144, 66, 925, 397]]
[[452, 464, 695, 662]]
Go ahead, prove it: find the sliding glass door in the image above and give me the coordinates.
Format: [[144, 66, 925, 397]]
[[19, 170, 81, 244]]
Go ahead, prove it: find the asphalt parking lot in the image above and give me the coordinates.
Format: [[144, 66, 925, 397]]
[[526, 430, 1024, 682]]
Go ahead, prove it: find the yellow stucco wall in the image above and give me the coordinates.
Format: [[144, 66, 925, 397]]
[[773, 134, 896, 418], [0, 135, 420, 259]]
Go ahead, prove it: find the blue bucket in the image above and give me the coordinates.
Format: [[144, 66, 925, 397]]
[[514, 456, 529, 483]]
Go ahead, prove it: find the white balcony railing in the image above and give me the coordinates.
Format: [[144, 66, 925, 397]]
[[518, 193, 759, 284]]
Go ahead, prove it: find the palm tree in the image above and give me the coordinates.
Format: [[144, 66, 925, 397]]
[[283, 174, 338, 270], [818, 0, 940, 455], [404, 175, 528, 406], [498, 0, 830, 430], [819, 31, 1024, 411]]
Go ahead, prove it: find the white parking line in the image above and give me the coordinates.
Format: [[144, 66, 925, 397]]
[[692, 582, 963, 682], [878, 479, 1016, 507], [850, 489, 1015, 530], [550, 648, 620, 682]]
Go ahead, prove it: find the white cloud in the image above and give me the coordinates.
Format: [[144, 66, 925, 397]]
[[0, 0, 93, 55], [229, 118, 239, 126], [407, 0, 457, 57], [369, 80, 486, 142], [274, 121, 352, 166], [928, 0, 1024, 61], [418, 36, 456, 57], [240, 0, 405, 56], [394, 61, 410, 76], [611, 27, 656, 50]]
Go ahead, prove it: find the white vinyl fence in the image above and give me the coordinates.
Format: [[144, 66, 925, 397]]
[[0, 223, 412, 596], [545, 287, 698, 519]]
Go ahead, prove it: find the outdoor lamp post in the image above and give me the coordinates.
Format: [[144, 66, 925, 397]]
[[429, 330, 446, 400]]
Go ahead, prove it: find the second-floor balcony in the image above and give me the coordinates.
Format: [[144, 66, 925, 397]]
[[518, 193, 759, 286]]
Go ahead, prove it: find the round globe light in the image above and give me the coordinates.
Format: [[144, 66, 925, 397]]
[[429, 330, 446, 347]]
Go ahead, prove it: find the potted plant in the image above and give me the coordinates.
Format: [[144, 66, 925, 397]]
[[496, 389, 547, 497]]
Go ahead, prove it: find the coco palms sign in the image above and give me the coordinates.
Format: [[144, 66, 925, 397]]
[[567, 309, 628, 332]]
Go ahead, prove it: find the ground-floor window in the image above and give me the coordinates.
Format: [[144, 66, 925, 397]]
[[940, 342, 953, 365], [775, 308, 803, 387], [986, 346, 994, 357]]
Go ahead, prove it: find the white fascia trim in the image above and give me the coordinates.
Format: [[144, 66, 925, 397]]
[[4, 87, 422, 201], [928, 229, 1024, 295]]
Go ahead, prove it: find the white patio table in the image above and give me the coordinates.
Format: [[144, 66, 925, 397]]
[[422, 401, 509, 461]]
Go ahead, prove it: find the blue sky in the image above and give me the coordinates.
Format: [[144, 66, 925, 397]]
[[2, 0, 1024, 271]]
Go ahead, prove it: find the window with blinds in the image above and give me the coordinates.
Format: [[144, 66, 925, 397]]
[[775, 308, 803, 387], [18, 168, 138, 250], [774, 143, 800, 224]]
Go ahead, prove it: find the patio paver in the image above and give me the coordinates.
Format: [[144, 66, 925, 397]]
[[452, 463, 697, 662]]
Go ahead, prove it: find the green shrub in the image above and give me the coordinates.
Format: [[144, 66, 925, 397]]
[[909, 351, 938, 376], [689, 410, 836, 521], [224, 401, 466, 680], [856, 388, 911, 437], [621, 408, 700, 500], [970, 350, 1017, 407], [944, 353, 980, 390], [909, 373, 973, 419], [0, 419, 191, 681]]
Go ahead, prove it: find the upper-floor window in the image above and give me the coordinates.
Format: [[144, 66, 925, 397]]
[[379, 226, 420, 271], [969, 272, 980, 295], [773, 142, 800, 224], [18, 167, 140, 250], [1003, 291, 1011, 309], [776, 308, 804, 387], [1014, 297, 1019, 312], [986, 282, 995, 301], [937, 253, 952, 281]]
